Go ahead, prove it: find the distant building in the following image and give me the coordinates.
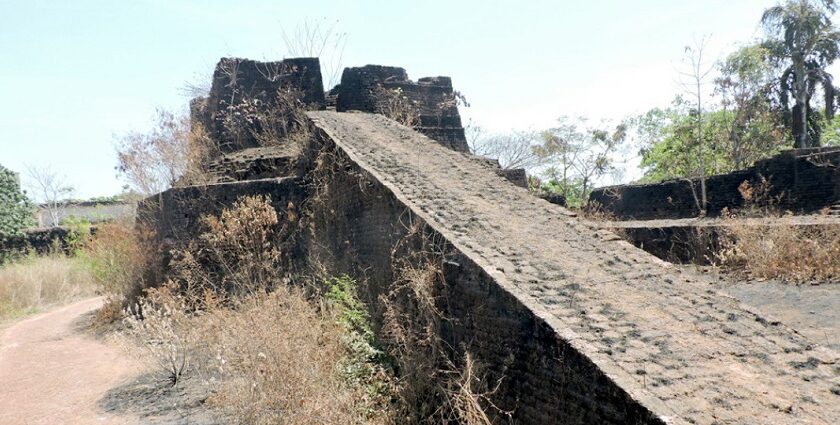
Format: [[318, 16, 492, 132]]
[[35, 200, 135, 227]]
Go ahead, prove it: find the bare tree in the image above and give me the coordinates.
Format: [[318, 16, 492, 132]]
[[115, 109, 215, 196], [677, 36, 716, 216], [469, 129, 542, 170], [25, 165, 75, 227], [281, 18, 348, 90]]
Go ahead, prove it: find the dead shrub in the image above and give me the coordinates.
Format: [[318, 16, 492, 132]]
[[116, 109, 217, 196], [716, 216, 840, 282], [374, 87, 420, 128], [716, 178, 840, 282], [121, 195, 394, 423], [167, 194, 281, 303], [81, 221, 159, 313], [380, 219, 502, 424]]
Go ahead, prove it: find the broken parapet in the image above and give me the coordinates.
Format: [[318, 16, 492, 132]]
[[335, 65, 470, 152], [590, 147, 840, 219], [191, 57, 326, 154]]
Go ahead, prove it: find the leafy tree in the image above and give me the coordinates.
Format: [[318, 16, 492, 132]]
[[534, 116, 626, 206], [761, 0, 840, 148], [0, 164, 35, 238], [716, 45, 787, 168], [634, 97, 783, 183]]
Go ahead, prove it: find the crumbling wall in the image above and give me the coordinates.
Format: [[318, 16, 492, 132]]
[[335, 65, 470, 152], [590, 147, 840, 219], [191, 57, 325, 154], [0, 226, 90, 256], [137, 177, 304, 275]]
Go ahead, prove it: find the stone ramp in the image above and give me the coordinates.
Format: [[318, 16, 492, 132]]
[[308, 111, 840, 425]]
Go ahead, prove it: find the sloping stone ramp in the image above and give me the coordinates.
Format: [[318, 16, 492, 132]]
[[309, 110, 840, 425]]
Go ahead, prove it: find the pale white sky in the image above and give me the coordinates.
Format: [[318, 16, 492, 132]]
[[0, 0, 799, 198]]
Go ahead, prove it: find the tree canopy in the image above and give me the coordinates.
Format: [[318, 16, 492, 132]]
[[0, 164, 35, 238]]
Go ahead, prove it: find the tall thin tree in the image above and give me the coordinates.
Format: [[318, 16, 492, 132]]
[[762, 0, 840, 148]]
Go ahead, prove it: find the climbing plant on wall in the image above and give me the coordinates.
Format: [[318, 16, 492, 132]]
[[0, 164, 35, 239]]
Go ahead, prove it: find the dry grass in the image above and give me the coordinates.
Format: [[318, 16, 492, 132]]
[[125, 284, 392, 425], [715, 178, 840, 282], [120, 196, 394, 424], [0, 255, 97, 320], [81, 221, 159, 321], [717, 217, 840, 282]]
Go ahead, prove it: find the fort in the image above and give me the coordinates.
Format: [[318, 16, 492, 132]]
[[589, 148, 840, 263], [139, 57, 840, 424]]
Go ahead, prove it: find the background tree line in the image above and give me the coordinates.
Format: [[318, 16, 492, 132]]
[[469, 0, 840, 208]]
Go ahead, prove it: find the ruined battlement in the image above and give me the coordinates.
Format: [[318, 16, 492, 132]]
[[191, 57, 326, 154], [590, 147, 840, 219], [335, 65, 470, 152]]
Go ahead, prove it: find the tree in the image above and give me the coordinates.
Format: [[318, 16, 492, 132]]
[[676, 37, 717, 215], [0, 164, 35, 238], [25, 165, 75, 227], [534, 116, 626, 206], [762, 0, 840, 148], [716, 45, 786, 168], [116, 109, 214, 196], [468, 128, 542, 169]]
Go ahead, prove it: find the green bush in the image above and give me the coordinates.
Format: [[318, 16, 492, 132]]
[[0, 164, 35, 239]]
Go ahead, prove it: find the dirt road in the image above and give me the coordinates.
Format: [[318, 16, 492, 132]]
[[0, 297, 140, 425]]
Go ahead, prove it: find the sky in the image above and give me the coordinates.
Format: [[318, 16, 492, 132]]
[[0, 0, 790, 200]]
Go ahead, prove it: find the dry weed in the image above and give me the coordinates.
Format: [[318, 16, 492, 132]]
[[717, 216, 840, 282], [0, 255, 97, 320], [167, 194, 280, 302], [82, 221, 158, 311], [374, 87, 420, 128], [716, 178, 840, 282], [121, 195, 393, 424]]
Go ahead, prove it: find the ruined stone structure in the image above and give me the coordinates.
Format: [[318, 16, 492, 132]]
[[589, 147, 840, 263], [140, 58, 840, 424], [590, 147, 840, 220], [0, 226, 94, 256], [191, 57, 326, 154], [336, 65, 470, 152]]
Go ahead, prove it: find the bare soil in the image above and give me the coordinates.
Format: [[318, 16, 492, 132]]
[[0, 297, 140, 425]]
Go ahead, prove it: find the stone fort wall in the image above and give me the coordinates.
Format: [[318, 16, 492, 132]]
[[590, 147, 840, 219]]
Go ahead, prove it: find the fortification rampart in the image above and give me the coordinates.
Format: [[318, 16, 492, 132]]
[[336, 65, 470, 152], [590, 147, 840, 219], [139, 58, 840, 424], [304, 111, 840, 424]]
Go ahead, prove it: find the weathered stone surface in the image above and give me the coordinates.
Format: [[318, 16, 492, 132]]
[[306, 110, 840, 425], [336, 65, 470, 152], [205, 145, 301, 183], [137, 177, 303, 260], [192, 57, 325, 154], [591, 147, 840, 219]]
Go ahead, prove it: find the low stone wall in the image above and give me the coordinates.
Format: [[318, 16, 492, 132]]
[[137, 177, 304, 267], [0, 226, 92, 256], [590, 147, 840, 219]]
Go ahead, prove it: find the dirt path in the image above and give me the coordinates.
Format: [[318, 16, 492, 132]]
[[0, 297, 140, 425]]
